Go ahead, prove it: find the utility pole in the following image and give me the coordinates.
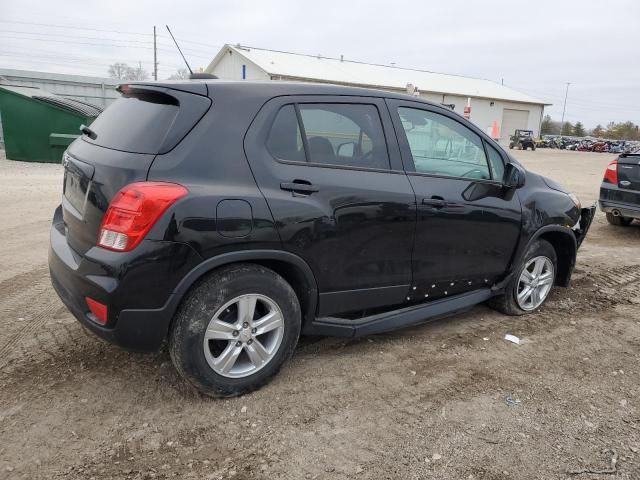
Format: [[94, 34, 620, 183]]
[[560, 82, 570, 133], [153, 26, 158, 80]]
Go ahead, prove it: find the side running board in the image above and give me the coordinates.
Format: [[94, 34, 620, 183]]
[[304, 288, 493, 338]]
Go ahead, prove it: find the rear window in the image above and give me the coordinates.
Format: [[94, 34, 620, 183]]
[[83, 88, 210, 154]]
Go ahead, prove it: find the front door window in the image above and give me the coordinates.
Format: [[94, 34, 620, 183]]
[[398, 107, 492, 181]]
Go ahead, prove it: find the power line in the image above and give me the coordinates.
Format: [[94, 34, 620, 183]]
[[0, 19, 152, 36], [0, 33, 214, 62], [0, 34, 156, 50], [0, 51, 156, 67], [0, 45, 150, 62], [0, 29, 154, 45], [0, 23, 218, 56], [0, 49, 184, 72], [156, 33, 222, 50], [155, 34, 221, 53]]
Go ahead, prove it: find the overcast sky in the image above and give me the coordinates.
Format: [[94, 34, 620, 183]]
[[1, 0, 639, 127]]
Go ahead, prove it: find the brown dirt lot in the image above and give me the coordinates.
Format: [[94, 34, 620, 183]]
[[0, 149, 639, 480]]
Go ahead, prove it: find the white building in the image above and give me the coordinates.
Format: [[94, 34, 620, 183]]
[[0, 68, 119, 108], [206, 45, 549, 144]]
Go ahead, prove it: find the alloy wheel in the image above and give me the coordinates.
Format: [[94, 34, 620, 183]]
[[516, 256, 554, 311], [203, 294, 285, 378]]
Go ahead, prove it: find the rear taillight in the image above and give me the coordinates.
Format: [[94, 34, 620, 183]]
[[85, 297, 108, 324], [98, 182, 188, 252], [603, 159, 618, 184]]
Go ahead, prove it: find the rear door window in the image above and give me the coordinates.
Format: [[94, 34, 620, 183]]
[[266, 103, 390, 170], [298, 104, 389, 170], [84, 88, 210, 154]]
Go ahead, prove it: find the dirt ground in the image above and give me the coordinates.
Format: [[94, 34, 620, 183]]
[[0, 148, 639, 480]]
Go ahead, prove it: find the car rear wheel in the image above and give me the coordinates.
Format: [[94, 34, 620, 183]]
[[488, 239, 557, 315], [605, 212, 633, 226], [169, 264, 301, 397]]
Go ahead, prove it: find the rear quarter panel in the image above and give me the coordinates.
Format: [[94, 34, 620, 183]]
[[146, 88, 282, 258]]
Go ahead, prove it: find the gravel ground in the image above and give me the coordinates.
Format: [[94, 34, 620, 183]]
[[0, 148, 639, 480]]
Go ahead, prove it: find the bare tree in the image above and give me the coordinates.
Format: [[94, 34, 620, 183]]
[[108, 62, 129, 80], [124, 63, 149, 81], [168, 68, 189, 80], [108, 62, 149, 81]]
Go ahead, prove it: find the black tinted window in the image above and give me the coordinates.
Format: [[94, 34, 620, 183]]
[[266, 105, 305, 162], [84, 91, 179, 154], [298, 104, 389, 169]]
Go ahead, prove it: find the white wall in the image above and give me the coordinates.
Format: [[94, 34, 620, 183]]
[[0, 68, 119, 108], [209, 48, 270, 81], [417, 92, 544, 144]]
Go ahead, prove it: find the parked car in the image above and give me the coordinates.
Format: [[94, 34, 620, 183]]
[[599, 152, 640, 226], [49, 81, 595, 397], [608, 142, 626, 154], [509, 129, 536, 150]]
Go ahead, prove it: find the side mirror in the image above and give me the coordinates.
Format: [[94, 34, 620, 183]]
[[504, 162, 526, 189], [337, 142, 356, 158]]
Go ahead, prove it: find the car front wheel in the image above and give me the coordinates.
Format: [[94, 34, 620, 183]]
[[489, 239, 557, 315], [169, 264, 301, 397]]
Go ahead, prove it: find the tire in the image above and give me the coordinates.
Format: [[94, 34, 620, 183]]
[[532, 144, 536, 151], [169, 263, 301, 397], [605, 212, 633, 226], [509, 143, 514, 149], [488, 239, 557, 316]]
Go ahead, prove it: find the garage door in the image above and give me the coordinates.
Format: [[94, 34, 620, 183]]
[[500, 109, 530, 145]]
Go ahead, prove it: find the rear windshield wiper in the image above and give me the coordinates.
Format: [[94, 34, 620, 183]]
[[80, 124, 97, 140]]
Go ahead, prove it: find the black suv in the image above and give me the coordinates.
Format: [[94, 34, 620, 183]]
[[49, 81, 595, 397]]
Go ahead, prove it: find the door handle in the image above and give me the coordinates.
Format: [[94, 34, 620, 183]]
[[280, 181, 319, 195], [422, 197, 446, 208]]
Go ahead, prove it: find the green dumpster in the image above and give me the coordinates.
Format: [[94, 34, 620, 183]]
[[0, 84, 103, 163]]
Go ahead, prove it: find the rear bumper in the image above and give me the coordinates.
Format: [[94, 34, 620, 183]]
[[599, 183, 640, 219], [48, 206, 202, 351], [598, 200, 640, 219]]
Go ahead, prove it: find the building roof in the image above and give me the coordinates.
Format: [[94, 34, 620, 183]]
[[206, 45, 548, 106], [0, 84, 103, 117], [0, 68, 118, 87], [146, 79, 462, 106]]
